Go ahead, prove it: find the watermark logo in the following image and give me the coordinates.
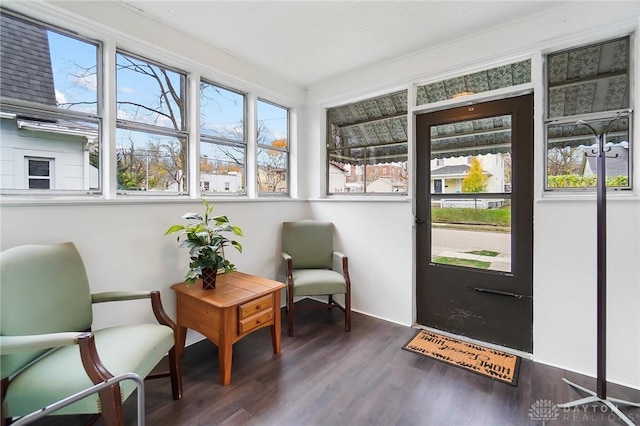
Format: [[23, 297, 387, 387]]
[[528, 399, 559, 425]]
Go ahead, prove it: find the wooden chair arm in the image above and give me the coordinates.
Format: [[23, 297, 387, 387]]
[[77, 333, 124, 425], [282, 252, 294, 286], [150, 291, 176, 330], [91, 291, 152, 303], [91, 291, 175, 330], [333, 251, 351, 291]]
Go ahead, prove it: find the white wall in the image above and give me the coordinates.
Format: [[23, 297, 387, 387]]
[[304, 1, 640, 389], [0, 200, 309, 346], [1, 0, 639, 391]]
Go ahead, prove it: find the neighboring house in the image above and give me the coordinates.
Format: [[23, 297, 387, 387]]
[[0, 13, 98, 191], [328, 162, 347, 193], [0, 117, 98, 190], [200, 171, 243, 193], [581, 142, 629, 178], [430, 153, 507, 194], [367, 177, 407, 193], [257, 167, 287, 192], [334, 162, 406, 193]]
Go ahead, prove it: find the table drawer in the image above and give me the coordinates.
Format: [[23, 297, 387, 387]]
[[239, 309, 273, 334], [238, 294, 273, 320]]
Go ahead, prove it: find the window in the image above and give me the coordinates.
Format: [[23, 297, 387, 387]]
[[545, 37, 631, 190], [116, 51, 187, 193], [26, 158, 53, 189], [0, 10, 101, 193], [416, 60, 531, 105], [327, 91, 408, 195], [200, 80, 246, 195], [257, 99, 289, 194]]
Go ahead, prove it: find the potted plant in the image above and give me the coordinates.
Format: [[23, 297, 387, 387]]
[[165, 199, 243, 289]]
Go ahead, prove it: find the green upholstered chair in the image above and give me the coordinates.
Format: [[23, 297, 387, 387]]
[[282, 220, 351, 336], [0, 242, 182, 426]]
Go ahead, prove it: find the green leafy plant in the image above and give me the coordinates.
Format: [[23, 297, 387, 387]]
[[165, 199, 243, 283]]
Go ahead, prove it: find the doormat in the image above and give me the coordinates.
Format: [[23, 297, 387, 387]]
[[402, 329, 520, 386]]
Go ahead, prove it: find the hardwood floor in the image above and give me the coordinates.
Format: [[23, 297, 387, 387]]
[[29, 300, 640, 425]]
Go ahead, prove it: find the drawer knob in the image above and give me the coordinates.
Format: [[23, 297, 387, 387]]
[[256, 305, 262, 309], [256, 319, 262, 324]]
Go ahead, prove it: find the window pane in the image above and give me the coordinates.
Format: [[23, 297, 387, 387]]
[[328, 146, 408, 194], [257, 100, 288, 149], [200, 142, 245, 194], [116, 52, 185, 129], [257, 148, 288, 193], [0, 12, 98, 113], [28, 159, 50, 177], [257, 100, 288, 194], [416, 60, 531, 105], [547, 38, 629, 119], [546, 117, 629, 189], [545, 36, 631, 190], [116, 128, 187, 192], [327, 91, 408, 195], [200, 82, 245, 141], [28, 178, 50, 189]]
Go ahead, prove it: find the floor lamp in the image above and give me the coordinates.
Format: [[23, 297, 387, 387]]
[[557, 111, 640, 426]]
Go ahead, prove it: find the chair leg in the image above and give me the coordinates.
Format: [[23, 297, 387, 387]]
[[97, 384, 125, 426], [1, 378, 8, 426], [345, 291, 351, 332], [287, 285, 294, 336], [168, 346, 183, 400]]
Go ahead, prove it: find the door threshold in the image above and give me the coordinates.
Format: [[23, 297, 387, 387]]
[[412, 324, 533, 360]]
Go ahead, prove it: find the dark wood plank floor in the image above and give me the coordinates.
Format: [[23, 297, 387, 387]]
[[29, 300, 640, 425]]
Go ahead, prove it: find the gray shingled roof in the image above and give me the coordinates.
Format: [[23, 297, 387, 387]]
[[583, 145, 629, 177], [431, 165, 471, 176], [0, 12, 57, 106]]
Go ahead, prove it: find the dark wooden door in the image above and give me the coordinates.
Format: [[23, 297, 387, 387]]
[[415, 94, 533, 352]]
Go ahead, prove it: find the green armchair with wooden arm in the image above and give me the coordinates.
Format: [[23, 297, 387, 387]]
[[281, 220, 352, 336], [0, 242, 182, 426]]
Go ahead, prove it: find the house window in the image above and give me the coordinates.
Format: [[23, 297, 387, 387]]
[[26, 158, 53, 189], [545, 36, 631, 190], [0, 10, 101, 194], [257, 99, 289, 194], [115, 51, 188, 193], [200, 80, 246, 195], [327, 90, 408, 195]]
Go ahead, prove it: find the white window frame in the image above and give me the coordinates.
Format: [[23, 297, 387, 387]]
[[25, 157, 54, 189], [256, 98, 290, 196]]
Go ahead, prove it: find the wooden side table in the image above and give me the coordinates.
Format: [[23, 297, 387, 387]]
[[171, 271, 285, 386]]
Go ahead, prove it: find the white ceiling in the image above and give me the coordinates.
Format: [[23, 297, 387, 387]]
[[119, 1, 567, 87]]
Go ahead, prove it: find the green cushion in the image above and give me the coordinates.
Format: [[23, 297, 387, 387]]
[[4, 323, 174, 417], [282, 221, 334, 269], [292, 269, 347, 297]]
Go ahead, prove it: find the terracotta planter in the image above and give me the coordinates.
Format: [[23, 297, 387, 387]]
[[202, 267, 217, 290]]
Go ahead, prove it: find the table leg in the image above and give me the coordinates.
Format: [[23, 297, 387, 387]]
[[219, 308, 233, 386], [271, 290, 281, 354]]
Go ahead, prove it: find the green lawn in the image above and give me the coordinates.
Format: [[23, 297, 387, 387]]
[[433, 256, 491, 269], [466, 250, 499, 257], [431, 206, 511, 226]]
